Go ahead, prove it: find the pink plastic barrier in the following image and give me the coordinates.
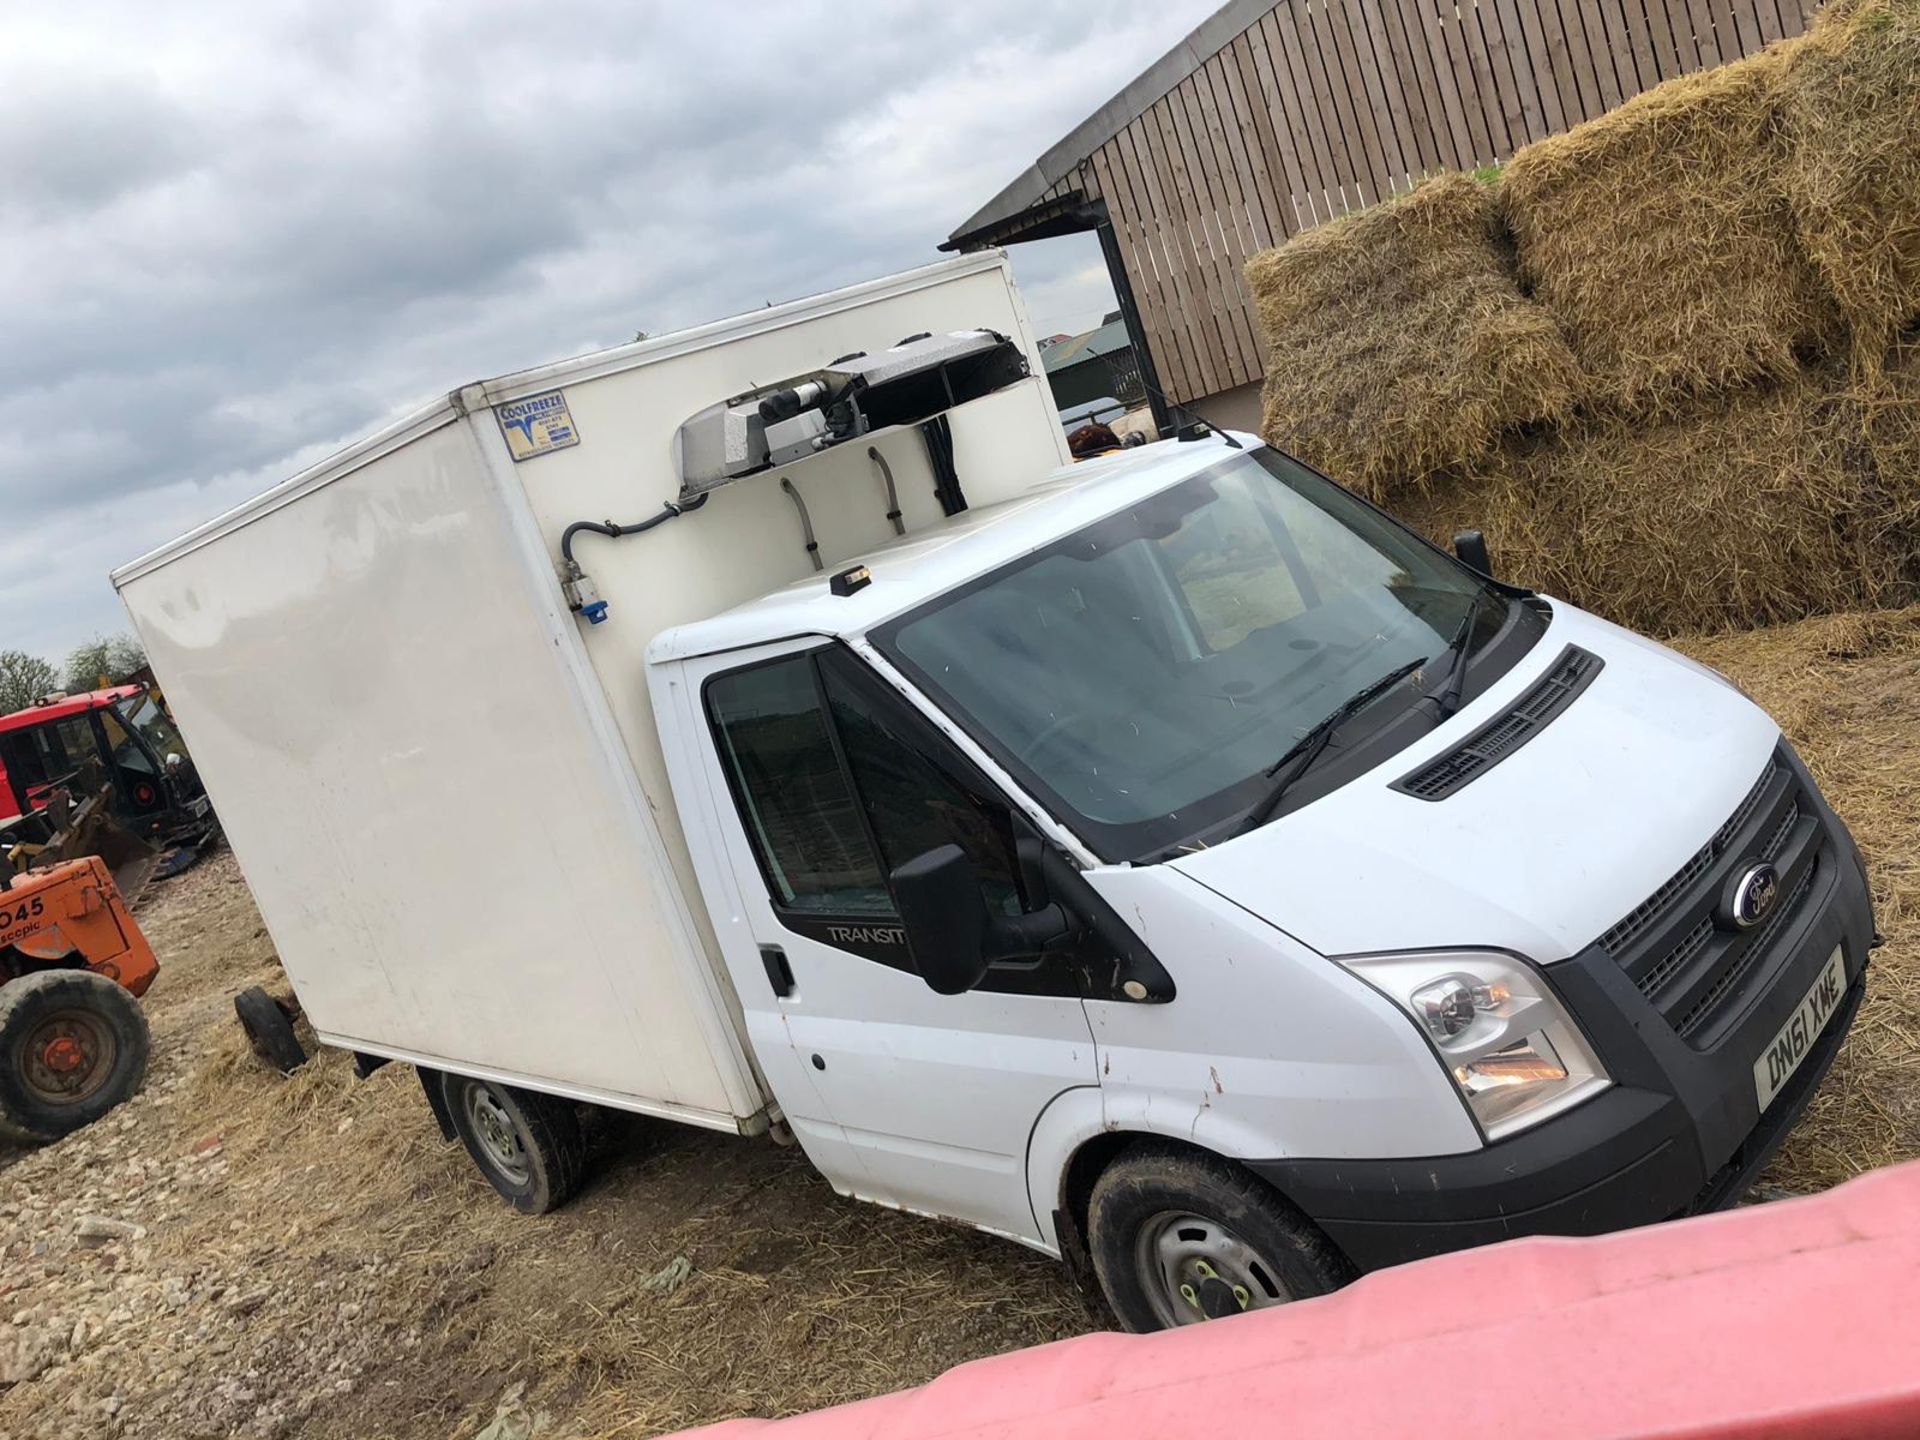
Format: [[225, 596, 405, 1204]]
[[682, 1160, 1920, 1440]]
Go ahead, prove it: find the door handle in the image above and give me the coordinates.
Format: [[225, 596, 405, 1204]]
[[759, 944, 795, 998]]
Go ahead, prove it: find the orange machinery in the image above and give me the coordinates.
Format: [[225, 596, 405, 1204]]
[[0, 856, 156, 1141]]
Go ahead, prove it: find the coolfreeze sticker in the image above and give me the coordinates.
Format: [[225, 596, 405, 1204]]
[[497, 390, 580, 461]]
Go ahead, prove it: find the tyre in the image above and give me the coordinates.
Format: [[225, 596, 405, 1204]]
[[233, 986, 307, 1072], [440, 1073, 586, 1214], [0, 970, 152, 1142], [1086, 1143, 1351, 1332]]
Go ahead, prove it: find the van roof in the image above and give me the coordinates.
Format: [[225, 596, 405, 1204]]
[[646, 433, 1259, 663]]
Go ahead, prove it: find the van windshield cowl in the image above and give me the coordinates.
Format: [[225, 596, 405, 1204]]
[[871, 449, 1537, 861]]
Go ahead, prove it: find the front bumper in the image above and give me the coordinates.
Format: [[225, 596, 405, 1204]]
[[1252, 758, 1876, 1272]]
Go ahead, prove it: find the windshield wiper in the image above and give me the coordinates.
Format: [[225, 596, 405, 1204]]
[[1234, 656, 1428, 835], [1430, 590, 1490, 719]]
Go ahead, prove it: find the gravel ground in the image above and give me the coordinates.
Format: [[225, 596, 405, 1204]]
[[2, 609, 1916, 1439]]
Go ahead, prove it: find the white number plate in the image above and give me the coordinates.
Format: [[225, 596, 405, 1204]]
[[1753, 946, 1846, 1112]]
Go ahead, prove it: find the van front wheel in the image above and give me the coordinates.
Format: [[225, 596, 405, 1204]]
[[442, 1074, 585, 1214], [1086, 1144, 1350, 1332]]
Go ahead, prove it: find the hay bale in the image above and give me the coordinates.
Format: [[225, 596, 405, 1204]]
[[1856, 341, 1920, 571], [1392, 369, 1909, 634], [1246, 173, 1582, 502], [1501, 48, 1838, 417], [1779, 0, 1920, 367]]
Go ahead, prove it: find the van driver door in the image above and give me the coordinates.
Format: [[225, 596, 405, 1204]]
[[671, 637, 1097, 1245]]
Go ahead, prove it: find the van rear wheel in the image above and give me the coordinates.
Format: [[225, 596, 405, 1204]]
[[441, 1074, 585, 1214], [1086, 1144, 1350, 1332]]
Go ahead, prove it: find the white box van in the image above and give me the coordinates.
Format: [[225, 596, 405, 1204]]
[[115, 252, 1875, 1331]]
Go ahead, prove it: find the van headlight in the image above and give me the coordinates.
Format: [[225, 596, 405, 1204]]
[[1340, 951, 1610, 1141]]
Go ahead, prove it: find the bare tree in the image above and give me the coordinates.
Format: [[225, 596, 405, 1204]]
[[0, 650, 59, 714]]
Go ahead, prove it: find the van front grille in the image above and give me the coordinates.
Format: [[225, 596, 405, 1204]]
[[1595, 747, 1824, 1046], [1638, 917, 1713, 996], [1675, 860, 1817, 1038], [1598, 758, 1778, 958]]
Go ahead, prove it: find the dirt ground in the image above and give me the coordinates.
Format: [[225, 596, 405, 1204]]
[[3, 607, 1918, 1440]]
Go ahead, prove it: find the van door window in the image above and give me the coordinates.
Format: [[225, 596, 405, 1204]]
[[816, 649, 1022, 918], [706, 656, 890, 916], [707, 647, 1080, 996], [706, 649, 1022, 919]]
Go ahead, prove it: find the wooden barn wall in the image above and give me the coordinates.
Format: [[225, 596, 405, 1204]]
[[1051, 0, 1823, 403]]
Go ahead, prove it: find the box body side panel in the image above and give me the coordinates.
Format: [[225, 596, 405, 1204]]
[[117, 419, 754, 1117]]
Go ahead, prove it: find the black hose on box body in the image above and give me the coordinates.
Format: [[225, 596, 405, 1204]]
[[559, 493, 710, 567]]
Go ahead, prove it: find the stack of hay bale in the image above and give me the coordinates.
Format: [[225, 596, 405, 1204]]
[[1246, 0, 1920, 635]]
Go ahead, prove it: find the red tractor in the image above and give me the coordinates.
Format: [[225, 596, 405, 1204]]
[[0, 686, 216, 858]]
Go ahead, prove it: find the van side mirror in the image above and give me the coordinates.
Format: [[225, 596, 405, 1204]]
[[891, 845, 991, 995], [1453, 529, 1494, 578], [891, 844, 1079, 996]]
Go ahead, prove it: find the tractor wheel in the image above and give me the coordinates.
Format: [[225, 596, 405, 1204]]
[[0, 969, 152, 1142], [233, 986, 307, 1073]]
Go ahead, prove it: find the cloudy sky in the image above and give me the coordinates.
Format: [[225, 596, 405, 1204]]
[[3, 0, 1217, 667]]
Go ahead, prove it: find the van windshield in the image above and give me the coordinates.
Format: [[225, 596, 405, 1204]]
[[872, 448, 1504, 860]]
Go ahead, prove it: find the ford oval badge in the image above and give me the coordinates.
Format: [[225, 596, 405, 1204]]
[[1728, 862, 1782, 930]]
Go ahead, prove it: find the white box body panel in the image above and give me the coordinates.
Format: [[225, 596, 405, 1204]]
[[112, 412, 760, 1122], [112, 253, 1068, 1127]]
